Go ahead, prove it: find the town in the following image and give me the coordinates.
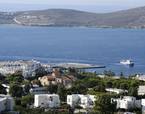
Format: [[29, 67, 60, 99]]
[[0, 60, 145, 114]]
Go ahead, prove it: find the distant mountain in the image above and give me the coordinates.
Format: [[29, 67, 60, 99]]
[[1, 6, 145, 28]]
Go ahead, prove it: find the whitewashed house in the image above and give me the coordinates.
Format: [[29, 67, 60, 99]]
[[112, 96, 141, 110], [135, 74, 145, 81], [34, 94, 60, 108], [105, 88, 128, 94], [97, 75, 106, 78], [141, 99, 145, 114], [0, 94, 14, 113], [138, 86, 145, 95], [67, 94, 96, 109]]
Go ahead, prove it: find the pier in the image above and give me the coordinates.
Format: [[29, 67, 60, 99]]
[[52, 63, 106, 69]]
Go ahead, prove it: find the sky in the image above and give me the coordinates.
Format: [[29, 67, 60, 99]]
[[0, 0, 145, 12]]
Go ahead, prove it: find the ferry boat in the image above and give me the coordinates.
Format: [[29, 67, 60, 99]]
[[120, 59, 134, 67]]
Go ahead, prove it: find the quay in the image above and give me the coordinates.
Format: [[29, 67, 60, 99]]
[[52, 63, 106, 69]]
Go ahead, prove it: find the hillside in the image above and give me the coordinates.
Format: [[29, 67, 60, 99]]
[[1, 6, 145, 28]]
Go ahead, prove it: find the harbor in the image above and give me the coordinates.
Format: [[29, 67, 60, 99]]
[[51, 63, 106, 69]]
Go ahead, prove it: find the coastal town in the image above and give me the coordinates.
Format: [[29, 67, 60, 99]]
[[1, 0, 145, 114], [0, 60, 145, 114]]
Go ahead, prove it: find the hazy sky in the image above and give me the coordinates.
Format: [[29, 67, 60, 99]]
[[0, 0, 144, 5], [0, 0, 145, 12]]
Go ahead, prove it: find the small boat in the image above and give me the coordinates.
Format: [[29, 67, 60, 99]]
[[120, 59, 134, 67]]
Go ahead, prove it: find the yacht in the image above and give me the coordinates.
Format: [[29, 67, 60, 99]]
[[120, 59, 134, 66]]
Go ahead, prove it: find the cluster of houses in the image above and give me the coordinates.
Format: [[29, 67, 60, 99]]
[[28, 68, 76, 95], [2, 68, 76, 96], [2, 92, 145, 113], [1, 60, 145, 113], [112, 96, 141, 110], [2, 81, 145, 113], [38, 68, 76, 89], [0, 93, 96, 113], [0, 60, 46, 78], [33, 92, 145, 114], [1, 87, 145, 114], [34, 94, 96, 109]]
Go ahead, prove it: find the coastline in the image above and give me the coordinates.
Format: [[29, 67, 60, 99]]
[[1, 23, 145, 30]]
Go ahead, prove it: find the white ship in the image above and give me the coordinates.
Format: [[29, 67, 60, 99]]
[[120, 59, 134, 66]]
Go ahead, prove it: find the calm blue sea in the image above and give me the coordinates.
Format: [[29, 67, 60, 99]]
[[0, 25, 145, 75]]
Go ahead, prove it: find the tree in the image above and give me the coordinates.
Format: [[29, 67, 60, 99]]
[[9, 83, 23, 97], [69, 84, 87, 94], [128, 87, 138, 97], [57, 84, 67, 101], [21, 94, 34, 107], [103, 70, 115, 77], [120, 72, 124, 77], [105, 81, 113, 88], [68, 68, 78, 76], [130, 81, 139, 88], [0, 83, 7, 94], [35, 66, 48, 78], [120, 83, 128, 90], [0, 73, 5, 81], [6, 71, 23, 83], [85, 78, 100, 88], [94, 94, 116, 113], [94, 83, 106, 92], [112, 80, 120, 88], [47, 84, 58, 94], [23, 83, 31, 94]]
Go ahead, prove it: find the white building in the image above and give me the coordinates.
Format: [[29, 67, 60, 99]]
[[34, 94, 60, 108], [0, 94, 14, 113], [112, 96, 141, 110], [67, 94, 96, 109], [0, 61, 23, 74], [0, 60, 41, 78], [141, 99, 145, 114], [135, 74, 145, 81], [22, 60, 41, 78], [105, 88, 128, 94], [97, 75, 106, 78], [138, 86, 145, 95]]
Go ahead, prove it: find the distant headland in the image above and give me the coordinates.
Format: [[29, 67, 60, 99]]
[[1, 6, 145, 28]]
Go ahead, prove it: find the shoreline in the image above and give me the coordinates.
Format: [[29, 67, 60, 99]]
[[1, 24, 145, 30], [0, 56, 144, 76]]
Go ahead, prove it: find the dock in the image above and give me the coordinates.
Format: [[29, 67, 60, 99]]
[[52, 63, 105, 69]]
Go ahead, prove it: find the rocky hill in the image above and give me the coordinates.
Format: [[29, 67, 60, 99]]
[[1, 6, 145, 28]]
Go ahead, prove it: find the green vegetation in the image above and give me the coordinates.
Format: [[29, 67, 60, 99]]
[[0, 83, 7, 94], [94, 94, 117, 113], [6, 71, 23, 84], [1, 68, 145, 114], [9, 83, 23, 97], [21, 94, 34, 107]]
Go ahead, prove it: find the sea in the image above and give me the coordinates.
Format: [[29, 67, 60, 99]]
[[0, 25, 145, 76]]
